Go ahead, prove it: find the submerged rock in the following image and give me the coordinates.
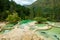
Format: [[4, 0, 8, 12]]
[[53, 35, 60, 40]]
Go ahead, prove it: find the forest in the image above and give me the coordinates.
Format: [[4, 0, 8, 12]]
[[0, 0, 60, 23]]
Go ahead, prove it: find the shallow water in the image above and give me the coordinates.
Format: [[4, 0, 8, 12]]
[[35, 25, 60, 40], [19, 20, 60, 40], [0, 20, 60, 40]]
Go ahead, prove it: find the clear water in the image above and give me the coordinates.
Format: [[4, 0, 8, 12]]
[[19, 20, 60, 40], [0, 20, 60, 40], [35, 25, 60, 40]]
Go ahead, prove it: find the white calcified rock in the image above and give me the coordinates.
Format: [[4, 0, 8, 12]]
[[0, 27, 44, 40]]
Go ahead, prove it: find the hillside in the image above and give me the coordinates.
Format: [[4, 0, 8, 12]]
[[27, 0, 60, 21], [29, 0, 60, 8]]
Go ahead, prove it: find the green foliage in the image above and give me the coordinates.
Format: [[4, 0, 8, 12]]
[[0, 0, 30, 21], [25, 16, 29, 20], [6, 12, 21, 23], [0, 0, 60, 22], [34, 17, 47, 23]]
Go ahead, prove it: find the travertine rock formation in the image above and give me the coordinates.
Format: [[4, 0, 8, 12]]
[[0, 28, 44, 40]]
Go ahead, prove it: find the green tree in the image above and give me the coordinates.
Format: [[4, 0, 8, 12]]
[[6, 12, 21, 23]]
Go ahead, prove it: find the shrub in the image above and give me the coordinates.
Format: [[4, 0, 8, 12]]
[[25, 16, 29, 20], [6, 12, 21, 23], [34, 17, 47, 23]]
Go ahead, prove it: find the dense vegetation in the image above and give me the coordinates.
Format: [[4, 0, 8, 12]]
[[0, 0, 60, 23], [0, 0, 30, 21], [29, 0, 60, 22]]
